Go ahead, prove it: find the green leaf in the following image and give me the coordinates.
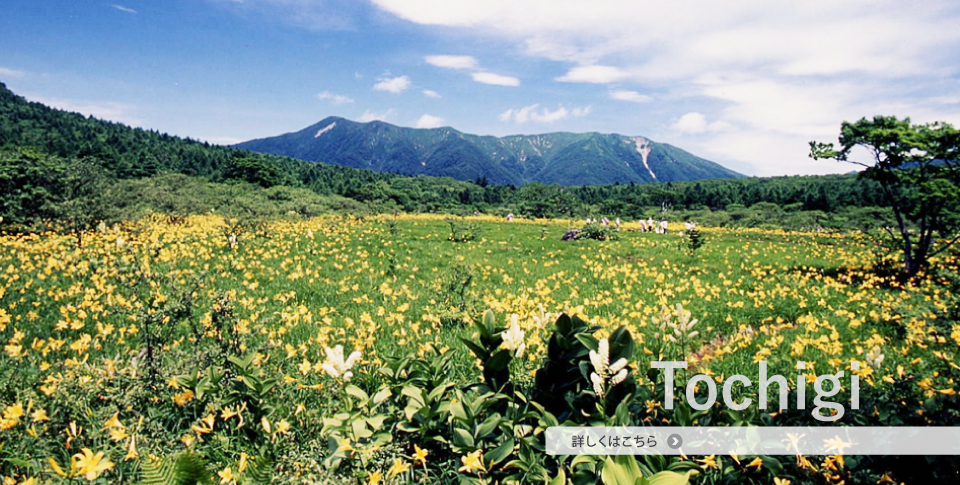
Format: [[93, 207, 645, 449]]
[[549, 467, 567, 485], [646, 470, 697, 485], [450, 394, 470, 422], [351, 418, 372, 439], [601, 455, 643, 485], [345, 384, 369, 402], [486, 349, 513, 372], [460, 338, 488, 360], [452, 427, 475, 448], [484, 437, 515, 467], [401, 385, 426, 407], [372, 387, 392, 405], [575, 334, 599, 352], [476, 414, 501, 438], [366, 414, 387, 431], [427, 382, 454, 402]]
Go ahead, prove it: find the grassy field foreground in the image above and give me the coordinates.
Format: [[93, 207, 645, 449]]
[[0, 214, 958, 484]]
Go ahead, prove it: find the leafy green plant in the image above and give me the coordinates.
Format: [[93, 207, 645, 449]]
[[319, 384, 393, 469], [681, 227, 704, 255], [138, 452, 212, 485], [447, 217, 481, 242], [579, 223, 618, 241]]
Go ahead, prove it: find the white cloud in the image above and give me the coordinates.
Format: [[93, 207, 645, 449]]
[[424, 54, 519, 87], [111, 4, 137, 14], [500, 104, 590, 123], [422, 89, 441, 98], [672, 112, 731, 135], [316, 90, 354, 105], [358, 109, 395, 122], [425, 55, 478, 70], [555, 65, 628, 84], [26, 94, 143, 126], [415, 114, 446, 128], [471, 72, 520, 86], [0, 67, 25, 79], [371, 0, 960, 175], [609, 90, 651, 103], [373, 75, 411, 93]]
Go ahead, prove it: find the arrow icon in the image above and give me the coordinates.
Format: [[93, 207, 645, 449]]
[[667, 434, 683, 449]]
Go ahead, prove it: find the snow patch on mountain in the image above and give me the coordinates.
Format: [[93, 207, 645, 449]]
[[315, 122, 336, 138], [631, 136, 656, 180]]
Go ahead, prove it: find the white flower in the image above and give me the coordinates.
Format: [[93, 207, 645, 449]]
[[667, 303, 699, 341], [866, 346, 885, 368], [610, 368, 629, 386], [116, 236, 125, 249], [500, 314, 526, 358], [591, 372, 605, 397], [588, 338, 630, 398], [321, 344, 362, 382], [652, 305, 672, 340]]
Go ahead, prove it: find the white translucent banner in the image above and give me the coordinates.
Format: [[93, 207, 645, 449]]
[[545, 426, 960, 455]]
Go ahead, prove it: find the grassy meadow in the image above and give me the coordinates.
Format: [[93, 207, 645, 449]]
[[1, 214, 958, 484]]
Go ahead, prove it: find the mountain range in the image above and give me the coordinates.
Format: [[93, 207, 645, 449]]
[[235, 117, 743, 186]]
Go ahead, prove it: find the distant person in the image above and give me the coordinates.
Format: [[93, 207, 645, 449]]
[[660, 219, 668, 234], [685, 221, 696, 231], [639, 219, 648, 232], [601, 217, 609, 226], [507, 213, 514, 222], [615, 218, 621, 231], [586, 217, 592, 224], [647, 217, 655, 233]]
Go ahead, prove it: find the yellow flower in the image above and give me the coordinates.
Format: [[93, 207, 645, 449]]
[[746, 457, 763, 469], [217, 467, 235, 485], [109, 427, 129, 442], [367, 470, 383, 485], [30, 408, 50, 422], [172, 389, 195, 407], [72, 448, 114, 481], [181, 434, 196, 447], [823, 435, 854, 454], [414, 444, 429, 465], [696, 455, 718, 470], [774, 478, 791, 485], [298, 359, 312, 375], [459, 450, 485, 474], [274, 419, 290, 435], [388, 458, 410, 477], [2, 402, 23, 421], [124, 436, 139, 461], [191, 414, 215, 435], [103, 412, 123, 430]]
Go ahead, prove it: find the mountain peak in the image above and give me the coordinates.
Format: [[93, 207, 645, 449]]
[[236, 119, 743, 185]]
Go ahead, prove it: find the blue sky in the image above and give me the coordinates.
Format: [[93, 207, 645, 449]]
[[2, 0, 960, 176]]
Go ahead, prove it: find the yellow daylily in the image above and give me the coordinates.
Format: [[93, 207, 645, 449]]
[[72, 448, 114, 481], [414, 444, 429, 465]]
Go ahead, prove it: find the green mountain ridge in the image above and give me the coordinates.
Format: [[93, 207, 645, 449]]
[[235, 117, 744, 185]]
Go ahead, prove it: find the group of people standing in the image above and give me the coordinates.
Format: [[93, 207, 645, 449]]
[[638, 217, 669, 234], [506, 213, 694, 236], [585, 216, 623, 231]]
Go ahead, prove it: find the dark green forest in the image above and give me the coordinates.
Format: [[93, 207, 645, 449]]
[[1, 81, 892, 230]]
